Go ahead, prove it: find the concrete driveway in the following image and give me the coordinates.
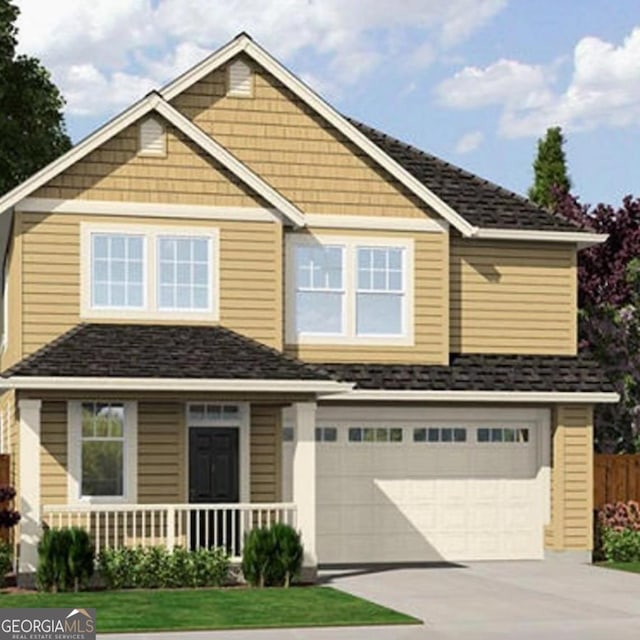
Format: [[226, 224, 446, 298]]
[[104, 561, 640, 640]]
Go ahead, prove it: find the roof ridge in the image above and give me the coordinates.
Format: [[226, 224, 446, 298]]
[[348, 118, 578, 229]]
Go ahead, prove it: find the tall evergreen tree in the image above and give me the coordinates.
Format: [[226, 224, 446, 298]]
[[0, 0, 71, 196], [528, 126, 571, 210]]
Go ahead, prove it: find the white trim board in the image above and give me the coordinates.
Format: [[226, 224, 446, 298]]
[[0, 93, 305, 228], [471, 227, 608, 248], [305, 213, 446, 233], [325, 390, 619, 403], [2, 376, 353, 395], [17, 198, 280, 223]]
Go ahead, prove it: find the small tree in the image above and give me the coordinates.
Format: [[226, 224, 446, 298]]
[[528, 126, 571, 210]]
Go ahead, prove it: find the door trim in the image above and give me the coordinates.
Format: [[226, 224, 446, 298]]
[[185, 402, 250, 503]]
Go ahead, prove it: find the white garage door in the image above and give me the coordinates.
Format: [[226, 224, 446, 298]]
[[283, 407, 549, 564]]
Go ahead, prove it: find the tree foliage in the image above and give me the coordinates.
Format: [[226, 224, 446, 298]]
[[0, 0, 71, 196], [528, 126, 571, 210], [557, 193, 640, 451]]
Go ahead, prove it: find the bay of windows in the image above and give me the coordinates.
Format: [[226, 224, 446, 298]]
[[291, 238, 411, 341]]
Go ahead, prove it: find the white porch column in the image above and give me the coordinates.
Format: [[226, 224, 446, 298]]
[[18, 399, 42, 575], [292, 401, 317, 569]]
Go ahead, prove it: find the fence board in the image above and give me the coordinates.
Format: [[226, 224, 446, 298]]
[[594, 454, 640, 507]]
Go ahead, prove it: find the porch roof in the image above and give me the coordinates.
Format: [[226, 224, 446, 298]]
[[2, 322, 336, 383]]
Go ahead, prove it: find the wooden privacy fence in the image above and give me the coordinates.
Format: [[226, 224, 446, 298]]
[[594, 454, 640, 508]]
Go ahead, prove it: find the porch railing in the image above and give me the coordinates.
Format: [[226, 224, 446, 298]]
[[41, 503, 297, 559]]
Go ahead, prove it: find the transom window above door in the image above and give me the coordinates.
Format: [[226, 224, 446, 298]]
[[287, 235, 414, 345], [81, 223, 218, 321]]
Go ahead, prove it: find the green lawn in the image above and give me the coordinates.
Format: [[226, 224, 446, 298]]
[[599, 561, 640, 574], [0, 587, 420, 633]]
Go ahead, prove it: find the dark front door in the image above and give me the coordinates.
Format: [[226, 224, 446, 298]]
[[189, 428, 239, 552]]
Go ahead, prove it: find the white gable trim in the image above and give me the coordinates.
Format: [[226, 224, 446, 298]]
[[16, 198, 279, 222], [0, 92, 305, 228], [472, 227, 608, 248], [161, 34, 477, 237]]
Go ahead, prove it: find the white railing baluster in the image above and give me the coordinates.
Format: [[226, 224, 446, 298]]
[[166, 507, 175, 550]]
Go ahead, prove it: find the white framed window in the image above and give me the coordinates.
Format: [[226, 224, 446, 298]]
[[477, 427, 530, 444], [348, 427, 403, 443], [286, 234, 413, 345], [81, 223, 219, 321], [68, 401, 137, 503]]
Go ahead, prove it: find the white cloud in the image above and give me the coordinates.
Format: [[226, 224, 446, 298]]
[[436, 26, 640, 138], [13, 0, 508, 117], [455, 130, 485, 154]]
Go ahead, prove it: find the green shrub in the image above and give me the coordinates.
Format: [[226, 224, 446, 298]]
[[37, 527, 94, 592], [602, 527, 640, 562], [0, 541, 13, 583], [98, 547, 138, 590], [241, 524, 304, 588], [98, 546, 229, 590]]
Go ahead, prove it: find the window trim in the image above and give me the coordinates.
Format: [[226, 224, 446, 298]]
[[285, 234, 414, 346], [67, 400, 138, 505], [81, 222, 220, 321]]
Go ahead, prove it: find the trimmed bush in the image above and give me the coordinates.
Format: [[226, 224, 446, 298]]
[[98, 546, 229, 590], [37, 527, 95, 592], [242, 523, 304, 588], [602, 527, 640, 562]]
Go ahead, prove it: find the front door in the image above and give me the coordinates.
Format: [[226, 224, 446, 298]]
[[189, 427, 239, 551]]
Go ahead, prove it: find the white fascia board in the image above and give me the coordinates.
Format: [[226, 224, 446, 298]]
[[153, 100, 305, 227], [17, 197, 279, 223], [0, 93, 162, 216], [305, 213, 447, 233], [326, 390, 620, 404], [2, 376, 353, 395], [161, 35, 475, 238], [473, 227, 608, 247]]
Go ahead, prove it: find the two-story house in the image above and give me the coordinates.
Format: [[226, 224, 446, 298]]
[[0, 33, 617, 581]]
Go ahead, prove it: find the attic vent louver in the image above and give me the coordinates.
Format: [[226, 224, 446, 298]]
[[138, 117, 166, 156], [227, 59, 253, 97]]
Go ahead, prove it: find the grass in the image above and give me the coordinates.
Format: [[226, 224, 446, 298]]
[[598, 561, 640, 574], [0, 586, 420, 633]]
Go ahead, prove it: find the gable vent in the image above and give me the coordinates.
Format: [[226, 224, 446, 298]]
[[138, 117, 166, 156], [227, 59, 253, 97]]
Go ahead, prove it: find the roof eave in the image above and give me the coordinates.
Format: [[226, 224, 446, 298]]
[[1, 376, 353, 396], [328, 390, 619, 403], [472, 227, 608, 247]]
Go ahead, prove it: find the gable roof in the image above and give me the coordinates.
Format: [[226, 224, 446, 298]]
[[0, 91, 305, 227], [0, 32, 606, 245]]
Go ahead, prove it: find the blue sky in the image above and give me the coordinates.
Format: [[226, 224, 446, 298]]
[[14, 0, 640, 207]]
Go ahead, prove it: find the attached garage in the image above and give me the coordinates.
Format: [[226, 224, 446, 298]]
[[284, 406, 550, 564]]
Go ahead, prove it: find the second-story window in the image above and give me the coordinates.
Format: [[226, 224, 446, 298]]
[[287, 235, 413, 344], [92, 234, 145, 309], [83, 224, 218, 320]]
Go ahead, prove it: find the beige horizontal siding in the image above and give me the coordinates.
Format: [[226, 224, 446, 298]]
[[250, 405, 282, 503], [285, 227, 448, 364], [138, 402, 184, 503], [40, 401, 67, 506], [32, 121, 268, 209], [171, 56, 438, 219], [18, 212, 282, 357], [544, 404, 593, 551], [450, 238, 576, 355]]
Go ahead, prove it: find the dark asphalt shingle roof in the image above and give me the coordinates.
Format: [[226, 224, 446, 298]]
[[322, 353, 613, 394], [2, 323, 333, 381], [351, 120, 581, 232]]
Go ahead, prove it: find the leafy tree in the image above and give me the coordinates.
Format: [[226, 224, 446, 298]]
[[557, 193, 640, 452], [528, 126, 571, 210], [0, 0, 71, 196]]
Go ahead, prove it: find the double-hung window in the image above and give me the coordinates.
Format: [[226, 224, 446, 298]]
[[68, 401, 137, 503], [83, 224, 218, 320], [288, 236, 412, 344]]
